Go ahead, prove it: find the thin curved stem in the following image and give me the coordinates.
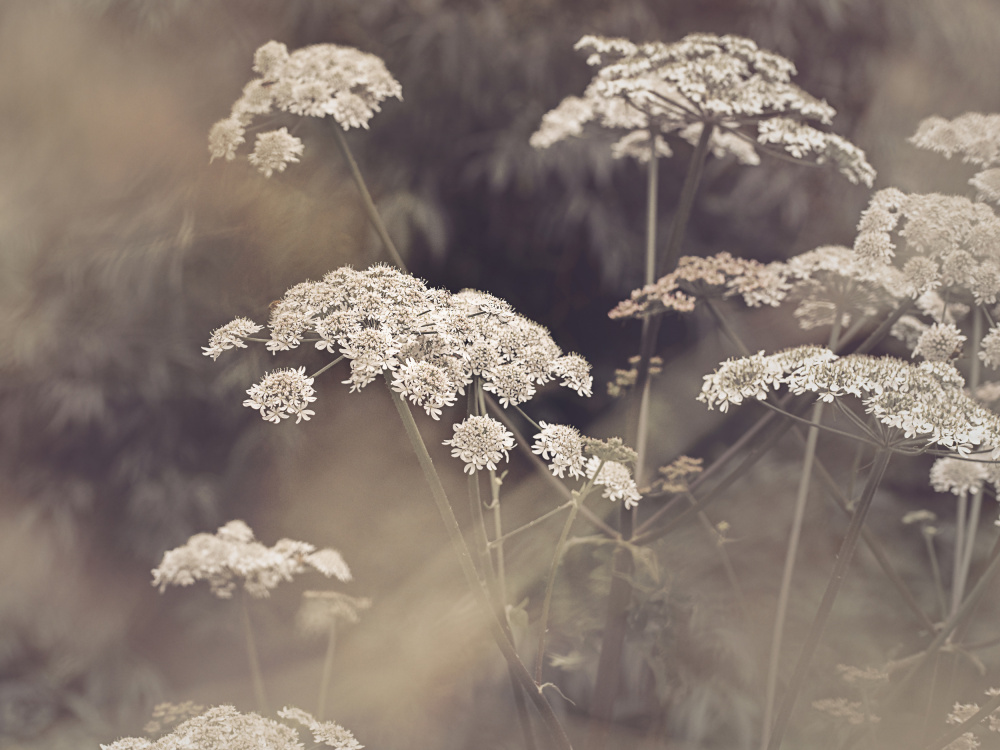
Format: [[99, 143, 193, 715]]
[[534, 498, 582, 683], [386, 377, 573, 750], [331, 125, 408, 271], [766, 448, 891, 750], [239, 591, 270, 714]]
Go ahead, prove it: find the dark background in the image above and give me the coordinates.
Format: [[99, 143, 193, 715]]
[[2, 1, 999, 747]]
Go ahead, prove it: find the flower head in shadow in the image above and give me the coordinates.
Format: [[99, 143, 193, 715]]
[[533, 33, 874, 185], [208, 41, 402, 176]]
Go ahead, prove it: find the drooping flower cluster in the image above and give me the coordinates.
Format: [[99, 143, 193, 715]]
[[203, 317, 264, 360], [102, 705, 362, 750], [532, 33, 875, 185], [209, 41, 402, 176], [609, 251, 790, 319], [209, 265, 593, 423], [443, 415, 516, 474], [151, 520, 351, 599], [699, 346, 1000, 455]]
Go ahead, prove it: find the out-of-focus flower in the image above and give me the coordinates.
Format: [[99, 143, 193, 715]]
[[532, 33, 874, 185], [151, 520, 351, 599], [103, 706, 302, 750], [912, 323, 966, 362], [208, 41, 402, 175], [279, 707, 363, 750]]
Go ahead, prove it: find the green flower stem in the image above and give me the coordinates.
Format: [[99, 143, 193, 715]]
[[489, 501, 575, 547], [469, 390, 538, 750], [386, 377, 573, 750], [885, 531, 1000, 709], [317, 621, 337, 721], [759, 400, 825, 750], [952, 491, 968, 615], [923, 529, 949, 622], [807, 447, 935, 631], [761, 313, 844, 750], [239, 590, 270, 714], [485, 396, 618, 539], [765, 447, 892, 750], [534, 466, 605, 684], [588, 125, 715, 750], [703, 296, 751, 356], [331, 124, 408, 272], [534, 497, 583, 683]]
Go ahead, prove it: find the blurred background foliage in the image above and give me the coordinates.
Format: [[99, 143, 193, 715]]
[[2, 0, 1000, 747]]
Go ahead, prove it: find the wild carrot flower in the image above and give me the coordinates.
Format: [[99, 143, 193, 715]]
[[279, 707, 363, 750], [700, 346, 1000, 455], [532, 33, 875, 185], [585, 456, 641, 508], [243, 366, 317, 424], [443, 415, 515, 474], [930, 457, 990, 495], [853, 189, 1000, 305], [208, 40, 402, 175], [609, 251, 790, 319], [216, 265, 593, 428], [151, 520, 351, 599], [913, 323, 966, 362], [203, 317, 264, 360], [102, 705, 302, 750], [532, 421, 586, 479]]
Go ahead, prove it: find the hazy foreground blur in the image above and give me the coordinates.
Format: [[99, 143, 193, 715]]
[[2, 1, 1000, 747]]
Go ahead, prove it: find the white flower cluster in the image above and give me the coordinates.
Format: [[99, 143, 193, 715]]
[[532, 420, 587, 478], [203, 317, 264, 360], [102, 705, 362, 750], [279, 706, 364, 750], [609, 251, 790, 319], [443, 415, 516, 474], [532, 33, 875, 185], [911, 113, 1000, 205], [586, 456, 642, 509], [929, 456, 998, 496], [853, 189, 1000, 305], [699, 346, 1000, 455], [912, 323, 966, 363], [243, 366, 317, 424], [151, 520, 351, 599], [102, 706, 302, 750], [209, 264, 593, 423], [208, 41, 402, 176]]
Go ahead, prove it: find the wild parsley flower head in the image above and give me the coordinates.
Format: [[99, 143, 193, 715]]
[[443, 415, 516, 474], [102, 705, 303, 750], [532, 421, 586, 478], [533, 33, 875, 185], [151, 520, 351, 599], [279, 707, 364, 750], [584, 456, 641, 509], [203, 317, 263, 360], [609, 251, 790, 319], [700, 346, 1000, 455], [220, 265, 593, 424], [243, 366, 317, 424], [912, 322, 966, 362], [209, 41, 402, 176], [854, 189, 1000, 305]]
